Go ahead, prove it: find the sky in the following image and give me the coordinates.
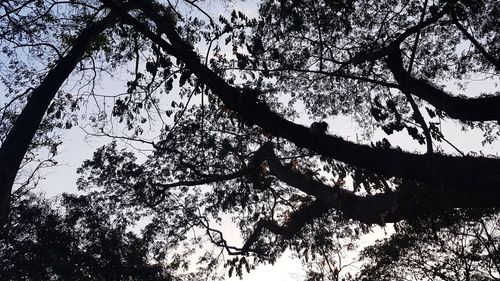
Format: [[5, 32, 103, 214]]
[[4, 0, 500, 280], [38, 91, 499, 281], [40, 113, 396, 281]]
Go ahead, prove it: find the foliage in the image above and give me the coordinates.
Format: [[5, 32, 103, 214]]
[[1, 0, 500, 280], [0, 192, 175, 280], [359, 210, 500, 281]]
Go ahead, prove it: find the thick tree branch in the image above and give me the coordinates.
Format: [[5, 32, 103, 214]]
[[0, 14, 117, 225], [260, 143, 402, 224], [236, 141, 500, 250], [386, 46, 500, 121], [258, 143, 500, 224], [104, 0, 500, 212]]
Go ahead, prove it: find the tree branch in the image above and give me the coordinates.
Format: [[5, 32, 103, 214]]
[[342, 1, 454, 66], [257, 143, 500, 224], [240, 200, 330, 253], [386, 46, 500, 121], [104, 0, 500, 212], [234, 140, 500, 250], [451, 12, 500, 70], [151, 169, 250, 190], [405, 0, 433, 154]]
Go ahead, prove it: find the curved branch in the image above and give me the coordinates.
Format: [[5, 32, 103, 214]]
[[240, 200, 330, 253], [184, 0, 214, 26], [12, 42, 63, 59], [236, 139, 500, 249], [386, 46, 500, 121]]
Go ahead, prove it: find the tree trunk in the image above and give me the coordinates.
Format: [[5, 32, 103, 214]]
[[0, 15, 116, 225]]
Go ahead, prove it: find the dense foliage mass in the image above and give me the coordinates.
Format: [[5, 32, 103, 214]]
[[1, 0, 500, 280], [0, 193, 175, 280]]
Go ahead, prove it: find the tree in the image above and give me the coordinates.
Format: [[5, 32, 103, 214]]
[[1, 0, 500, 279], [359, 210, 500, 280], [0, 192, 176, 280]]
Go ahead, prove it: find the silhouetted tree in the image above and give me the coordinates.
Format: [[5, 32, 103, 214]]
[[0, 192, 175, 280], [1, 0, 500, 279], [359, 210, 500, 280]]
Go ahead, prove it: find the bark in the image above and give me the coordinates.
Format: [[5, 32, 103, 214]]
[[0, 15, 116, 225], [387, 46, 500, 121]]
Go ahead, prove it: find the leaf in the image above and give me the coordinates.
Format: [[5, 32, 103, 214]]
[[145, 61, 157, 74], [179, 70, 192, 87]]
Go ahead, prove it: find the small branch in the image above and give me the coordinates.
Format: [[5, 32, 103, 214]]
[[440, 135, 465, 156], [405, 0, 433, 154], [199, 214, 264, 255], [152, 169, 249, 189], [452, 12, 500, 70], [240, 200, 330, 252], [12, 42, 62, 59], [184, 0, 214, 26], [221, 66, 400, 89]]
